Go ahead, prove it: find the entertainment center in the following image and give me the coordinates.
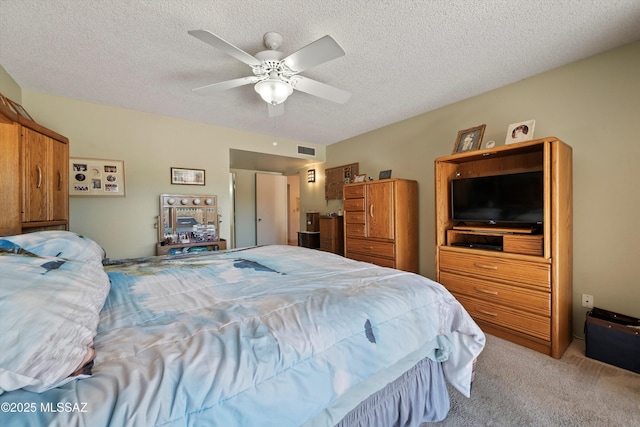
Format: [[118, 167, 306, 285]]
[[435, 137, 572, 358]]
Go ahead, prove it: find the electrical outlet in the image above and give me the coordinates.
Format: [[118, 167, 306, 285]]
[[582, 294, 594, 309]]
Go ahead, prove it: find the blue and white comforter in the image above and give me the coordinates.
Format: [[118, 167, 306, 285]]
[[1, 244, 484, 426]]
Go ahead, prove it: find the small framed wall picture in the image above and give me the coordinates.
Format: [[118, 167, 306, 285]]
[[453, 124, 486, 154], [506, 120, 535, 144], [171, 167, 206, 185], [70, 158, 126, 196]]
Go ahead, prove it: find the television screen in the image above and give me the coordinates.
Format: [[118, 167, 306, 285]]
[[451, 171, 544, 225]]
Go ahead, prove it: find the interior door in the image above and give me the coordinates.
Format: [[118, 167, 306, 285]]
[[256, 173, 287, 245]]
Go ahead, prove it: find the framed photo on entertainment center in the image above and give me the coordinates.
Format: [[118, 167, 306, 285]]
[[69, 158, 126, 197], [171, 167, 206, 186], [506, 120, 535, 144], [453, 124, 485, 154]]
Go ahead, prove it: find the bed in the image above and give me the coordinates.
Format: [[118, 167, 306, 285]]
[[0, 231, 485, 426]]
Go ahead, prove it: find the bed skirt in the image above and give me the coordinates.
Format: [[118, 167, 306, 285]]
[[335, 358, 450, 427]]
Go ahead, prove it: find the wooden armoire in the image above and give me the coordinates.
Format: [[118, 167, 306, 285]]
[[0, 100, 69, 236], [343, 178, 418, 272]]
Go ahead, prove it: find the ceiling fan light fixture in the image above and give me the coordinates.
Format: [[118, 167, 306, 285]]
[[255, 78, 293, 105]]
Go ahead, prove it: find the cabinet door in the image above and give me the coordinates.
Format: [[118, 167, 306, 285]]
[[50, 138, 68, 220], [22, 127, 50, 222], [319, 217, 332, 249], [0, 123, 21, 235], [366, 181, 394, 239]]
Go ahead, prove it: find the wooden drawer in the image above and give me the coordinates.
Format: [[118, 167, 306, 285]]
[[345, 211, 365, 224], [453, 293, 550, 341], [344, 184, 365, 199], [439, 271, 550, 316], [346, 238, 395, 258], [320, 237, 333, 248], [439, 250, 550, 290], [345, 223, 365, 237], [344, 198, 365, 212], [346, 251, 396, 269], [503, 234, 544, 256]]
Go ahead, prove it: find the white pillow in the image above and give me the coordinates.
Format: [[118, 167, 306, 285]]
[[0, 246, 110, 394], [4, 230, 106, 265]]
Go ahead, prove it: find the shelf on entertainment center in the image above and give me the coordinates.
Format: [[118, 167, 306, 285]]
[[447, 228, 543, 256], [444, 139, 546, 163], [452, 225, 537, 234]]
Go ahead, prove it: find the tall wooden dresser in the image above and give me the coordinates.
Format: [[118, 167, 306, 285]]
[[0, 101, 69, 236], [435, 137, 572, 358], [343, 178, 418, 272]]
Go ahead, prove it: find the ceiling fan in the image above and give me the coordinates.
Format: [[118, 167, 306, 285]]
[[188, 30, 352, 117]]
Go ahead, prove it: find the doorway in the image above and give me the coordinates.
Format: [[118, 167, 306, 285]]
[[229, 149, 310, 249], [256, 173, 287, 245]]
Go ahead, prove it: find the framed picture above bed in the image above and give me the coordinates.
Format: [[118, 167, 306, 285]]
[[7, 98, 34, 122], [69, 158, 126, 197]]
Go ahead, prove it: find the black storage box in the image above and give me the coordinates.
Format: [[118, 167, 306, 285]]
[[585, 307, 640, 374]]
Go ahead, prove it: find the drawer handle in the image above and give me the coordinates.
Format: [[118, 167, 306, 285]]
[[474, 287, 498, 295], [369, 204, 374, 218], [473, 262, 498, 270], [476, 309, 498, 317], [58, 171, 62, 191]]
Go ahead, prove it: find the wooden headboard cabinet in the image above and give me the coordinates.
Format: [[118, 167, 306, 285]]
[[0, 97, 69, 237]]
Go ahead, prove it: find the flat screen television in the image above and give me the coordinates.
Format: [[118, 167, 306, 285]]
[[451, 171, 544, 225]]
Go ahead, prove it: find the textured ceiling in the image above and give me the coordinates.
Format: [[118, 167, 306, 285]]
[[1, 0, 640, 146]]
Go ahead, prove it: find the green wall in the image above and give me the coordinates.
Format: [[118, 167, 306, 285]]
[[16, 91, 323, 260], [0, 64, 21, 101], [324, 41, 640, 335], [4, 41, 639, 338]]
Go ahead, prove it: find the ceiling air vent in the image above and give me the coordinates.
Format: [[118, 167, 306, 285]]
[[297, 145, 316, 156]]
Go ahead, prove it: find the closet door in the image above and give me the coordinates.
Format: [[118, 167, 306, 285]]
[[256, 173, 287, 245], [366, 181, 394, 240]]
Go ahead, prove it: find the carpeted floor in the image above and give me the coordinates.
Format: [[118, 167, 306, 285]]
[[427, 334, 640, 426]]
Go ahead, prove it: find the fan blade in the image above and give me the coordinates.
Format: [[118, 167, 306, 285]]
[[292, 76, 352, 104], [192, 76, 258, 94], [268, 103, 284, 118], [189, 30, 262, 67], [282, 35, 345, 73]]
